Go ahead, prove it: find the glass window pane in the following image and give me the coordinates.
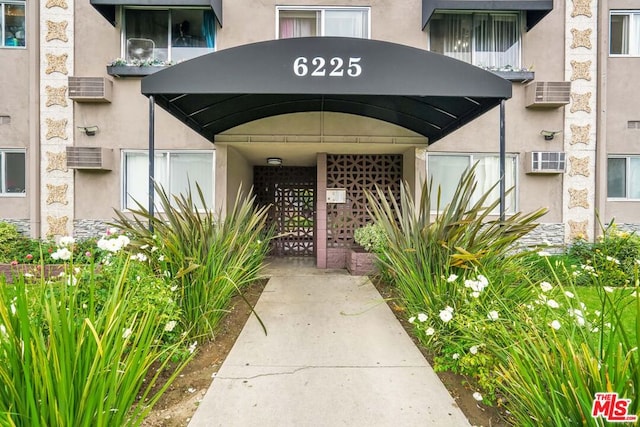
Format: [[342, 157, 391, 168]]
[[474, 156, 515, 213], [473, 13, 519, 67], [279, 10, 318, 38], [325, 10, 367, 38], [428, 155, 468, 210], [125, 152, 167, 209], [170, 9, 215, 62], [3, 2, 26, 47], [610, 14, 629, 54], [125, 9, 169, 62], [629, 158, 640, 199], [169, 153, 213, 209], [5, 152, 25, 193], [607, 158, 626, 197], [429, 14, 472, 63]]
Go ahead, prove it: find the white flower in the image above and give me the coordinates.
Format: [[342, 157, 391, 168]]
[[67, 275, 77, 286], [591, 326, 599, 333], [158, 255, 165, 262], [472, 392, 483, 401], [140, 244, 149, 250], [122, 328, 132, 339], [452, 353, 460, 360], [10, 304, 16, 315], [170, 285, 178, 292], [151, 246, 158, 252], [445, 306, 454, 313], [471, 291, 480, 298], [417, 313, 428, 323], [487, 310, 499, 321], [603, 286, 614, 293], [546, 299, 560, 309], [188, 341, 198, 354], [469, 345, 479, 355], [595, 310, 601, 317], [117, 235, 131, 249], [564, 291, 575, 299], [425, 327, 435, 336], [439, 309, 453, 323], [446, 274, 458, 283], [408, 316, 416, 324], [550, 320, 561, 330], [540, 281, 553, 292], [0, 325, 6, 336], [575, 315, 585, 327], [52, 247, 72, 261], [59, 236, 76, 248], [164, 320, 177, 332], [131, 253, 147, 262], [605, 256, 620, 265]]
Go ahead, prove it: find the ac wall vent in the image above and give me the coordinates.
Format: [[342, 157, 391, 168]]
[[525, 82, 571, 108], [68, 77, 112, 103], [628, 121, 640, 130], [525, 151, 566, 174], [66, 147, 113, 170]]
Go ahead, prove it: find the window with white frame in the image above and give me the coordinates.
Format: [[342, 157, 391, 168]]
[[429, 12, 521, 68], [428, 154, 517, 213], [0, 149, 26, 195], [608, 156, 640, 199], [123, 151, 214, 210], [1, 1, 25, 48], [123, 8, 216, 63], [277, 7, 370, 39], [610, 11, 640, 56]]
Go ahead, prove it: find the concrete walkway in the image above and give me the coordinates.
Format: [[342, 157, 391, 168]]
[[188, 258, 471, 427]]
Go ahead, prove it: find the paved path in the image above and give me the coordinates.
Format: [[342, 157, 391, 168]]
[[189, 259, 471, 427]]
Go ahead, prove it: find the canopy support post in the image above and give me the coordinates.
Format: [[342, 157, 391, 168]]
[[148, 95, 155, 232], [499, 99, 506, 222]]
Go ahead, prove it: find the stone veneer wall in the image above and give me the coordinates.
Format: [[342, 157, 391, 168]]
[[517, 223, 566, 249], [73, 219, 112, 239], [563, 0, 598, 242], [612, 224, 640, 235], [40, 0, 75, 238], [2, 219, 31, 236]]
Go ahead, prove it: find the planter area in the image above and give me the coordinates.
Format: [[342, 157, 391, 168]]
[[106, 65, 168, 77], [346, 247, 377, 276], [0, 263, 65, 283]]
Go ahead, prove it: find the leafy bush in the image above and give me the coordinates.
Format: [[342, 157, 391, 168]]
[[353, 223, 387, 253], [112, 183, 272, 340], [0, 222, 28, 263]]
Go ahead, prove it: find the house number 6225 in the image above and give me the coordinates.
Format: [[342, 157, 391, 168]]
[[293, 56, 362, 77]]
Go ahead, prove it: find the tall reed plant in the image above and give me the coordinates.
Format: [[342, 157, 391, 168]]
[[112, 183, 271, 340], [0, 259, 189, 426]]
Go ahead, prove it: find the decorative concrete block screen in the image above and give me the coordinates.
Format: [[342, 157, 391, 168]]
[[326, 154, 402, 248]]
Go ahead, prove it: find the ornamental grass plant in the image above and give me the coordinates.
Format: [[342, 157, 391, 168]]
[[0, 255, 190, 426], [112, 183, 271, 340]]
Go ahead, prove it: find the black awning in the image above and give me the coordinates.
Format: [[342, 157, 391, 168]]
[[90, 0, 222, 26], [422, 0, 553, 31], [141, 37, 511, 144]]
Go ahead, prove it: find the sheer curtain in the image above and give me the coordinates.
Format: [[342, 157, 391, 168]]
[[279, 11, 317, 38], [124, 152, 167, 209], [473, 13, 519, 67], [428, 155, 468, 210], [475, 156, 515, 212], [170, 153, 213, 209], [324, 10, 367, 38], [632, 14, 640, 55], [442, 14, 472, 63]]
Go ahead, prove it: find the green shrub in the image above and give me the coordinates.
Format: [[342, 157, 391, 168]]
[[353, 223, 387, 253], [0, 222, 28, 263]]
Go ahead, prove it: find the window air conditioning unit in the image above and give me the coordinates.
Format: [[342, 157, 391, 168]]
[[66, 147, 113, 171], [525, 151, 566, 174], [525, 81, 571, 108], [68, 77, 112, 103]]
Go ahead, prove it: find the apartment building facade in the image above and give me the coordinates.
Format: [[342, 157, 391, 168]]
[[0, 0, 638, 268]]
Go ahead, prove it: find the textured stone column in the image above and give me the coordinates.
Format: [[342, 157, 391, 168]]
[[563, 0, 598, 242], [40, 0, 74, 238]]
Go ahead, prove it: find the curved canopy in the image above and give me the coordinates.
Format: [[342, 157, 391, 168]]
[[141, 37, 511, 144]]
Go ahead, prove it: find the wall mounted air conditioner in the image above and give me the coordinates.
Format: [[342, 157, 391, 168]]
[[525, 151, 566, 174], [68, 77, 113, 103], [525, 82, 571, 108], [66, 147, 113, 170]]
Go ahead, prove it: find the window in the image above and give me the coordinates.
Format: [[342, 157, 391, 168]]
[[123, 151, 214, 210], [0, 150, 25, 195], [277, 7, 369, 39], [1, 1, 25, 48], [123, 8, 216, 63], [608, 156, 640, 199], [429, 12, 521, 68], [428, 154, 517, 213], [610, 11, 640, 56]]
